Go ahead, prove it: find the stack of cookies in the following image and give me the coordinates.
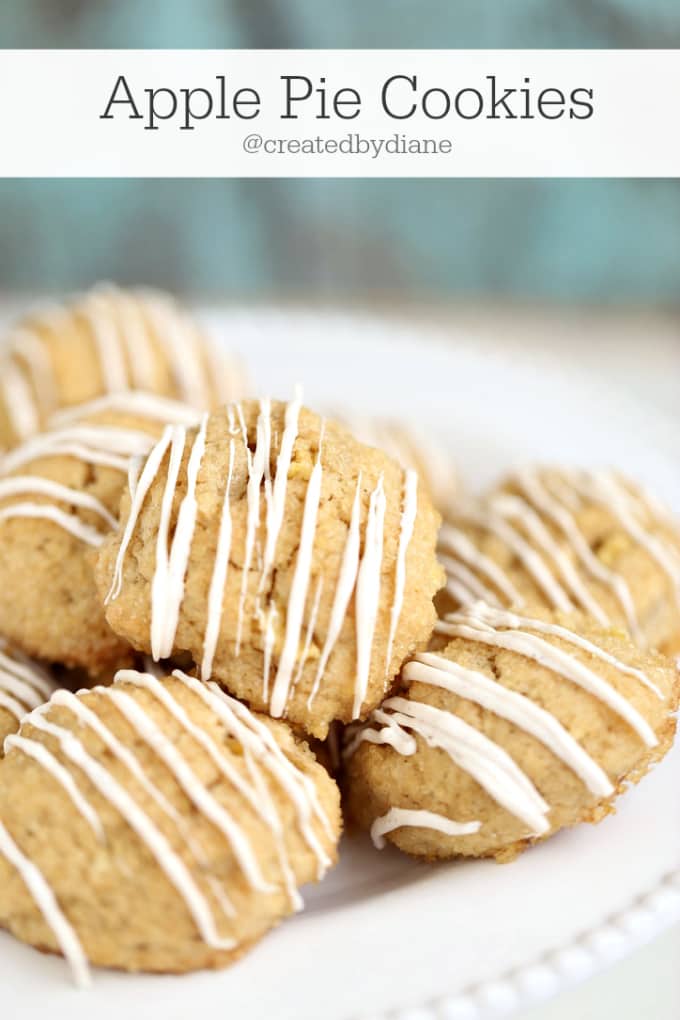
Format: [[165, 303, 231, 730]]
[[0, 284, 677, 985]]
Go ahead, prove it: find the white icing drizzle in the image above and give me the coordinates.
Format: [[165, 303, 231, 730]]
[[270, 428, 324, 718], [49, 391, 200, 429], [139, 289, 213, 409], [0, 819, 90, 987], [0, 669, 336, 981], [4, 734, 105, 838], [0, 424, 155, 475], [0, 285, 242, 446], [438, 524, 523, 607], [353, 477, 387, 717], [201, 430, 236, 681], [403, 653, 614, 796], [370, 807, 480, 849], [82, 290, 130, 392], [235, 399, 270, 655], [49, 689, 236, 920], [307, 476, 362, 710], [0, 643, 54, 721], [151, 416, 208, 660], [290, 575, 325, 702], [26, 705, 237, 951], [512, 469, 641, 641], [439, 553, 502, 608], [457, 503, 574, 613], [437, 605, 660, 745], [0, 396, 199, 551], [119, 670, 317, 909], [108, 396, 412, 722], [0, 502, 106, 547], [568, 469, 680, 611], [355, 695, 551, 835], [259, 391, 302, 595], [385, 470, 418, 670], [106, 426, 174, 603], [98, 684, 273, 893], [442, 469, 680, 650], [0, 477, 117, 530], [492, 493, 609, 625], [0, 360, 40, 441]]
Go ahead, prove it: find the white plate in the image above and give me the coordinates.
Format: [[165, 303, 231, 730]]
[[2, 309, 679, 1020]]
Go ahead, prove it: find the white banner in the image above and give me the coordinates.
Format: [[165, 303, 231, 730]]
[[0, 49, 678, 176]]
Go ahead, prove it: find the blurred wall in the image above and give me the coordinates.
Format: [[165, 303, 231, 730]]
[[1, 2, 680, 304]]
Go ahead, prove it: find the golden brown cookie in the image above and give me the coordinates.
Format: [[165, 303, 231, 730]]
[[345, 603, 678, 861], [438, 467, 680, 655], [0, 394, 199, 672], [0, 640, 56, 749], [0, 669, 341, 978], [96, 397, 444, 738], [0, 284, 247, 450]]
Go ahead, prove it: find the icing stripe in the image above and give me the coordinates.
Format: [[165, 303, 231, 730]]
[[0, 819, 90, 987], [0, 503, 105, 547], [437, 607, 659, 746], [4, 735, 104, 838], [439, 553, 502, 607], [201, 434, 236, 681], [27, 708, 236, 950], [270, 430, 324, 718], [307, 476, 362, 709], [0, 477, 117, 529], [106, 426, 174, 603], [152, 416, 208, 660], [513, 469, 640, 639], [353, 477, 387, 717], [385, 470, 418, 669], [50, 392, 200, 429], [360, 695, 550, 835], [99, 686, 272, 893], [492, 493, 609, 625], [439, 524, 523, 607], [48, 690, 235, 918], [458, 505, 574, 613], [370, 807, 480, 849], [404, 654, 614, 796]]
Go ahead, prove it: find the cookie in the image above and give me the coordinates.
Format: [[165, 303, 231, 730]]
[[0, 640, 56, 748], [0, 393, 199, 672], [0, 284, 246, 450], [345, 603, 678, 861], [0, 668, 340, 978], [335, 413, 458, 516], [96, 397, 444, 738], [438, 467, 680, 655]]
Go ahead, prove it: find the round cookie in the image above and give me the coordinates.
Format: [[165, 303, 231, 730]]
[[438, 467, 680, 655], [0, 668, 340, 979], [96, 397, 444, 738], [0, 284, 246, 450], [0, 640, 56, 749], [334, 412, 458, 516], [345, 603, 678, 861], [0, 393, 199, 672]]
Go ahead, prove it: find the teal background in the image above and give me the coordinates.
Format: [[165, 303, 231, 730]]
[[1, 3, 679, 305]]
